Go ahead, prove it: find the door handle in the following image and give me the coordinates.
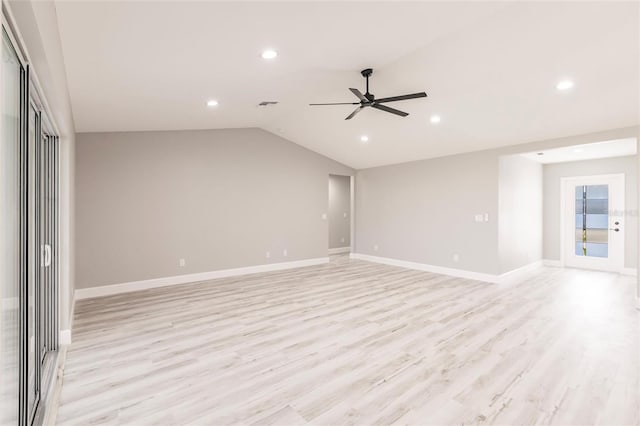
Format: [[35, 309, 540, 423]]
[[44, 244, 51, 267], [609, 228, 620, 232]]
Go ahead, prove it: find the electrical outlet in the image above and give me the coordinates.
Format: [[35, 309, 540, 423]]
[[343, 212, 347, 218], [266, 251, 271, 259], [475, 214, 483, 222], [283, 249, 288, 257], [341, 237, 345, 243], [321, 213, 327, 220], [452, 253, 460, 262], [373, 244, 379, 252], [484, 213, 489, 222], [179, 258, 186, 267]]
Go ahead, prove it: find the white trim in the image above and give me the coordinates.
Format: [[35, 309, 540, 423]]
[[350, 253, 497, 282], [350, 175, 355, 253], [59, 330, 71, 346], [621, 268, 637, 276], [543, 259, 563, 267], [75, 257, 330, 300], [59, 289, 76, 346], [328, 247, 351, 255], [350, 253, 542, 285], [499, 260, 544, 285]]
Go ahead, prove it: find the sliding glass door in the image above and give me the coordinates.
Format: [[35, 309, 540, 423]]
[[1, 20, 60, 426]]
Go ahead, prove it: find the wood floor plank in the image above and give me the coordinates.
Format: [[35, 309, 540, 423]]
[[56, 255, 640, 425]]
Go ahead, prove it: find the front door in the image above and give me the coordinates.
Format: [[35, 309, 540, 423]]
[[562, 174, 625, 272]]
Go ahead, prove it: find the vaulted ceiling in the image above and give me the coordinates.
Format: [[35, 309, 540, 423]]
[[55, 1, 639, 169]]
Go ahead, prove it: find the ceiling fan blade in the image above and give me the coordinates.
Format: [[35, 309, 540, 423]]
[[374, 92, 427, 103], [372, 104, 409, 117], [345, 106, 364, 120], [349, 88, 368, 102], [309, 102, 360, 106]]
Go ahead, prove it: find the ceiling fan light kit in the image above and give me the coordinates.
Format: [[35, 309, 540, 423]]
[[310, 68, 428, 120]]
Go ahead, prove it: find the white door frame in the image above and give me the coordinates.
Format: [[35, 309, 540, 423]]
[[560, 173, 625, 273]]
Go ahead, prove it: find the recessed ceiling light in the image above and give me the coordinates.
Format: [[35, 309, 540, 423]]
[[430, 115, 441, 124], [206, 99, 219, 107], [360, 135, 369, 143], [556, 80, 574, 91], [261, 49, 278, 60]]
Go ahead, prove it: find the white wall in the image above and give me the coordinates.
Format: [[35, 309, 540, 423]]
[[498, 155, 543, 273], [543, 155, 638, 268], [328, 174, 351, 249]]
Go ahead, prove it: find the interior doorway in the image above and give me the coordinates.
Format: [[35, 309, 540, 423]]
[[518, 137, 637, 276], [328, 175, 352, 254], [562, 174, 625, 272]]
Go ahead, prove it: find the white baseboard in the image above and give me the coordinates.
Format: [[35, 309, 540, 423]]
[[328, 247, 351, 255], [543, 259, 562, 267], [498, 260, 544, 285], [75, 257, 330, 301], [59, 330, 71, 346], [350, 253, 542, 285], [621, 267, 638, 276]]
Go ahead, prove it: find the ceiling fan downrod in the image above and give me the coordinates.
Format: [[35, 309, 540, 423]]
[[361, 68, 373, 100]]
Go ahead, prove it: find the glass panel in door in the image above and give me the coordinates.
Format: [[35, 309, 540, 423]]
[[574, 184, 609, 258]]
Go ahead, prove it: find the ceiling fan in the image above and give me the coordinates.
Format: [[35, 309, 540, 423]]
[[309, 68, 427, 120]]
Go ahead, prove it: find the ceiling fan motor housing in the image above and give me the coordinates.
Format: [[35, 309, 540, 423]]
[[361, 68, 373, 78]]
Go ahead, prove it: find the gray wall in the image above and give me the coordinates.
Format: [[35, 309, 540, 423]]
[[75, 128, 353, 288], [543, 155, 638, 268], [328, 175, 351, 249], [355, 127, 638, 276], [498, 155, 543, 273], [355, 150, 501, 274]]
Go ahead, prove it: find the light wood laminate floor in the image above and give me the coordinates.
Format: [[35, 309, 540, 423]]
[[56, 255, 639, 425]]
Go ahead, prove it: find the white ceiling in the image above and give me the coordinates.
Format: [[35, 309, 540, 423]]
[[55, 1, 639, 169], [520, 138, 638, 164]]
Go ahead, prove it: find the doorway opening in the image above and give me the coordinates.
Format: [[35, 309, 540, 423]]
[[328, 175, 352, 255], [519, 137, 637, 274]]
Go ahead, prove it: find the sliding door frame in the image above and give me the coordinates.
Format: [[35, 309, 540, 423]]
[[2, 7, 62, 426]]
